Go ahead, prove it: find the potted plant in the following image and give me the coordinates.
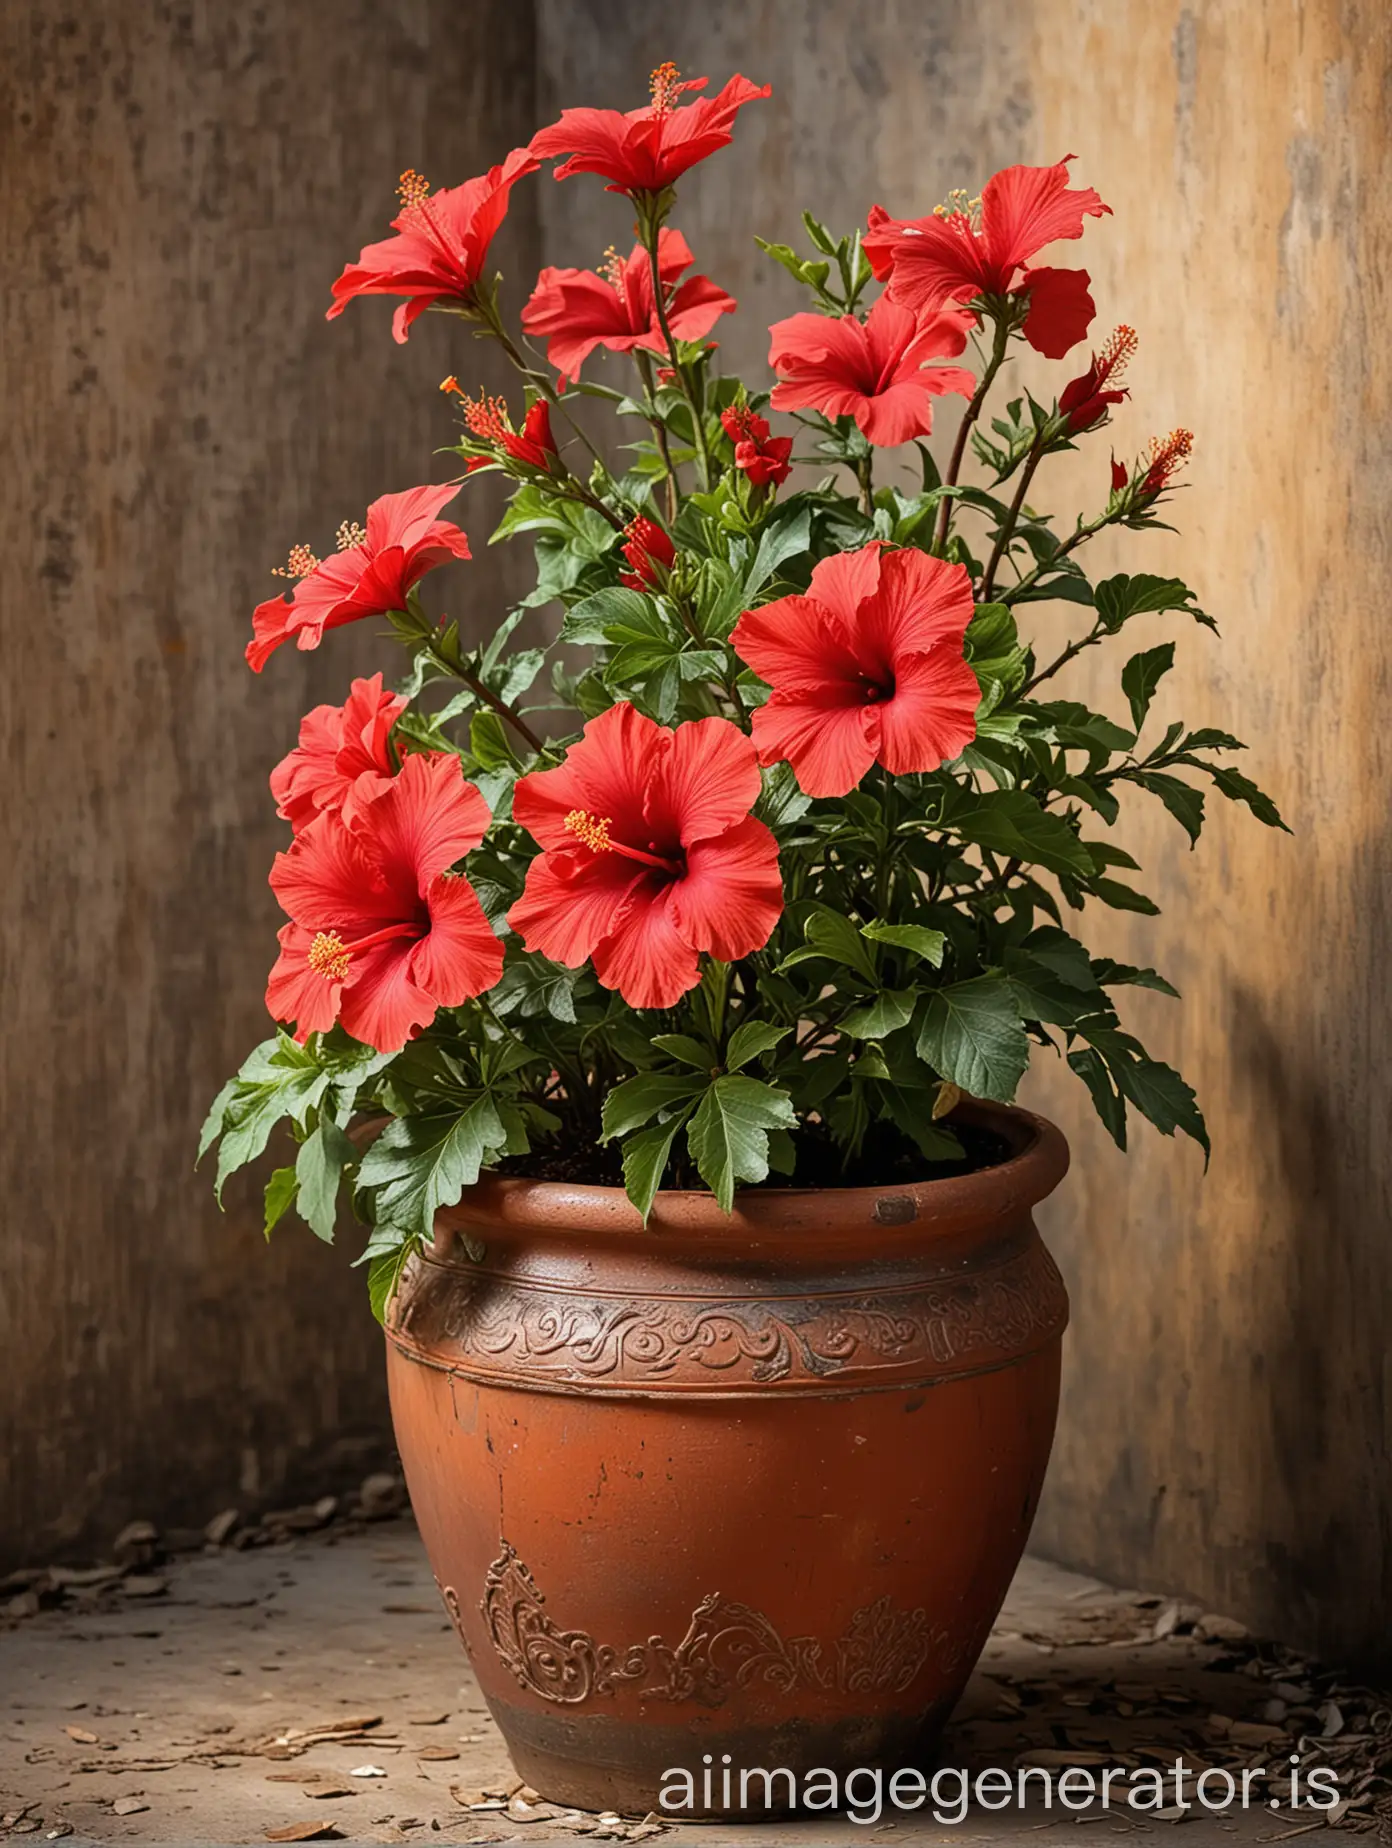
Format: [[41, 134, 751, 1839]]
[[203, 64, 1284, 1818]]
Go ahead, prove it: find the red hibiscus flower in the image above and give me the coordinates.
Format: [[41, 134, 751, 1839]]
[[767, 297, 976, 447], [508, 703, 782, 1009], [521, 230, 735, 384], [327, 149, 538, 343], [266, 751, 504, 1053], [864, 157, 1111, 360], [248, 484, 471, 673], [446, 385, 559, 474], [730, 542, 979, 798], [1059, 324, 1136, 432], [529, 63, 770, 199], [619, 515, 676, 590], [270, 673, 407, 833], [719, 404, 793, 488]]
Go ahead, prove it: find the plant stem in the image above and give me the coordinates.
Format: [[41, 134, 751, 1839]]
[[933, 313, 1011, 554], [1022, 620, 1103, 694], [641, 233, 714, 490], [636, 351, 680, 523], [856, 455, 875, 518], [1003, 507, 1118, 605], [980, 439, 1043, 600]]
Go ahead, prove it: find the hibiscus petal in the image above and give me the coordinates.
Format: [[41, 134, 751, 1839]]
[[644, 715, 761, 848], [336, 938, 438, 1054], [512, 702, 665, 850], [361, 750, 491, 899], [980, 156, 1110, 275], [868, 547, 976, 656], [265, 923, 344, 1041], [269, 813, 396, 935], [508, 850, 648, 967], [270, 701, 344, 826], [730, 593, 865, 693], [876, 647, 982, 775], [591, 889, 702, 1009], [750, 693, 878, 799], [852, 373, 971, 447], [667, 817, 783, 961], [1019, 264, 1097, 359], [806, 543, 885, 630], [409, 873, 505, 1006], [364, 482, 463, 553]]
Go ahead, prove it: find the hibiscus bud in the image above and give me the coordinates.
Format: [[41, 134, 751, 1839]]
[[620, 514, 677, 590], [720, 402, 793, 491], [1110, 456, 1129, 494], [1059, 324, 1136, 434], [1135, 428, 1194, 504], [459, 390, 559, 476]]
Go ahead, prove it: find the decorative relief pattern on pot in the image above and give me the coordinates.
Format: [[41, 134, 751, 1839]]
[[395, 1239, 1067, 1388], [474, 1542, 963, 1707]]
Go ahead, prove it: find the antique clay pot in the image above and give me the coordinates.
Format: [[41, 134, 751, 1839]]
[[385, 1100, 1070, 1816]]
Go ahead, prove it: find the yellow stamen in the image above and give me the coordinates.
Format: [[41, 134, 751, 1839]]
[[335, 520, 366, 551], [564, 809, 612, 853], [932, 188, 983, 234], [440, 375, 462, 394], [271, 543, 321, 580], [397, 168, 431, 209], [601, 244, 626, 291], [649, 61, 682, 116], [307, 931, 352, 982]]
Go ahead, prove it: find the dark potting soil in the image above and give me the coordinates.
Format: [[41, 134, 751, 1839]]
[[497, 1114, 1013, 1192]]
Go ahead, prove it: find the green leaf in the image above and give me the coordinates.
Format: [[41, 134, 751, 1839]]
[[1020, 926, 1096, 989], [1067, 1047, 1127, 1149], [943, 788, 1093, 878], [1091, 959, 1180, 997], [557, 586, 658, 647], [860, 920, 946, 967], [1113, 1056, 1210, 1161], [1089, 877, 1161, 915], [724, 1021, 790, 1072], [915, 978, 1030, 1104], [199, 1077, 240, 1163], [1095, 574, 1214, 633], [263, 1167, 299, 1237], [778, 904, 879, 982], [209, 1032, 363, 1203], [686, 1076, 798, 1213], [1197, 762, 1290, 831], [1031, 699, 1136, 756], [600, 1072, 705, 1141], [367, 1238, 420, 1326], [295, 1120, 358, 1243], [754, 760, 812, 828], [356, 1097, 505, 1240], [1121, 643, 1176, 731], [651, 1034, 715, 1070], [743, 506, 813, 602], [841, 988, 918, 1040], [1131, 769, 1205, 844], [1004, 951, 1104, 1028], [621, 1108, 695, 1223], [489, 954, 581, 1025]]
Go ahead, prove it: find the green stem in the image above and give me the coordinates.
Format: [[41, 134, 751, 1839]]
[[933, 314, 1012, 555], [1003, 507, 1118, 605], [635, 351, 680, 522], [980, 439, 1043, 600], [640, 232, 714, 490]]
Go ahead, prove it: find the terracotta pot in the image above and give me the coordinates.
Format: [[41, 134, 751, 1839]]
[[385, 1101, 1069, 1817]]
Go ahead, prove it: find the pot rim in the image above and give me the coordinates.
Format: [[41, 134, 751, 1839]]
[[434, 1098, 1069, 1247]]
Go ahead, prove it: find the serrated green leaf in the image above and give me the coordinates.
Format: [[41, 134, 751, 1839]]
[[356, 1097, 505, 1240], [1095, 574, 1212, 632], [263, 1167, 298, 1237], [1112, 1055, 1209, 1160], [778, 904, 879, 982], [916, 978, 1029, 1104], [1131, 769, 1205, 844], [651, 1034, 715, 1070], [841, 988, 918, 1040], [1089, 877, 1161, 915], [754, 760, 812, 827], [621, 1107, 695, 1223], [1091, 959, 1179, 997], [1121, 643, 1176, 731], [943, 788, 1093, 878], [686, 1076, 798, 1213], [725, 1021, 790, 1072], [860, 921, 946, 966], [1068, 1047, 1127, 1149], [368, 1238, 420, 1326], [1197, 762, 1290, 831], [295, 1120, 358, 1243], [600, 1073, 705, 1141]]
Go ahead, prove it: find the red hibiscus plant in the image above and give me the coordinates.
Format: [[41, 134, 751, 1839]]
[[202, 65, 1285, 1314]]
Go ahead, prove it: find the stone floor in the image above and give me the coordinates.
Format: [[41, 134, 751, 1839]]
[[1, 1518, 1382, 1847]]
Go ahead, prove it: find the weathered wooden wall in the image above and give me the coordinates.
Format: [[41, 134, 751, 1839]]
[[533, 0, 1392, 1668], [0, 0, 538, 1566]]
